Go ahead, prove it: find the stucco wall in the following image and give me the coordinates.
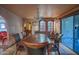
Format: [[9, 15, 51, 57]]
[[0, 7, 23, 34], [54, 20, 60, 33]]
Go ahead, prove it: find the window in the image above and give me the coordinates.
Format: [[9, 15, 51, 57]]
[[40, 21, 46, 31], [0, 23, 6, 29], [48, 21, 53, 32], [0, 17, 7, 32]]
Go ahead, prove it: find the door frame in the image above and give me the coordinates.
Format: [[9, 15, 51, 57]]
[[73, 13, 79, 54], [60, 10, 79, 54]]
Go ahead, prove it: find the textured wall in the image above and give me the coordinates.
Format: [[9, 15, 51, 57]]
[[0, 7, 23, 34], [54, 20, 60, 33]]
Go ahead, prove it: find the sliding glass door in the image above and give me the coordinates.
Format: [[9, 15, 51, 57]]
[[74, 14, 79, 53], [61, 16, 73, 49], [61, 12, 79, 54]]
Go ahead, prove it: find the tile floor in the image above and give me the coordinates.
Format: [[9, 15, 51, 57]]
[[0, 43, 77, 55], [59, 43, 76, 55]]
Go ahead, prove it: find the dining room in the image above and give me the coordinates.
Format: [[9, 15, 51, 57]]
[[0, 4, 79, 55]]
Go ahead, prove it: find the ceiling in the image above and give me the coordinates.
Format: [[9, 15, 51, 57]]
[[0, 4, 78, 19]]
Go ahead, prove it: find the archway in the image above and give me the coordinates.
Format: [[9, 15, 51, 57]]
[[0, 16, 8, 46]]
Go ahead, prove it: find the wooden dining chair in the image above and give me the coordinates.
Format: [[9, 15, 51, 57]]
[[13, 33, 27, 55], [47, 42, 60, 55], [47, 31, 60, 55]]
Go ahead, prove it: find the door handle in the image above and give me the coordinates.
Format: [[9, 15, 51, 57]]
[[75, 40, 79, 43]]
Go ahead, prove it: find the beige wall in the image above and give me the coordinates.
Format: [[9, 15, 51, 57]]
[[0, 7, 23, 34], [54, 20, 60, 33]]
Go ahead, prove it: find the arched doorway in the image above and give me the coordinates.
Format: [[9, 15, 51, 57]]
[[0, 16, 8, 46]]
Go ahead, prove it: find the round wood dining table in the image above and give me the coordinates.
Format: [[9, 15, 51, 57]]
[[22, 34, 50, 55]]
